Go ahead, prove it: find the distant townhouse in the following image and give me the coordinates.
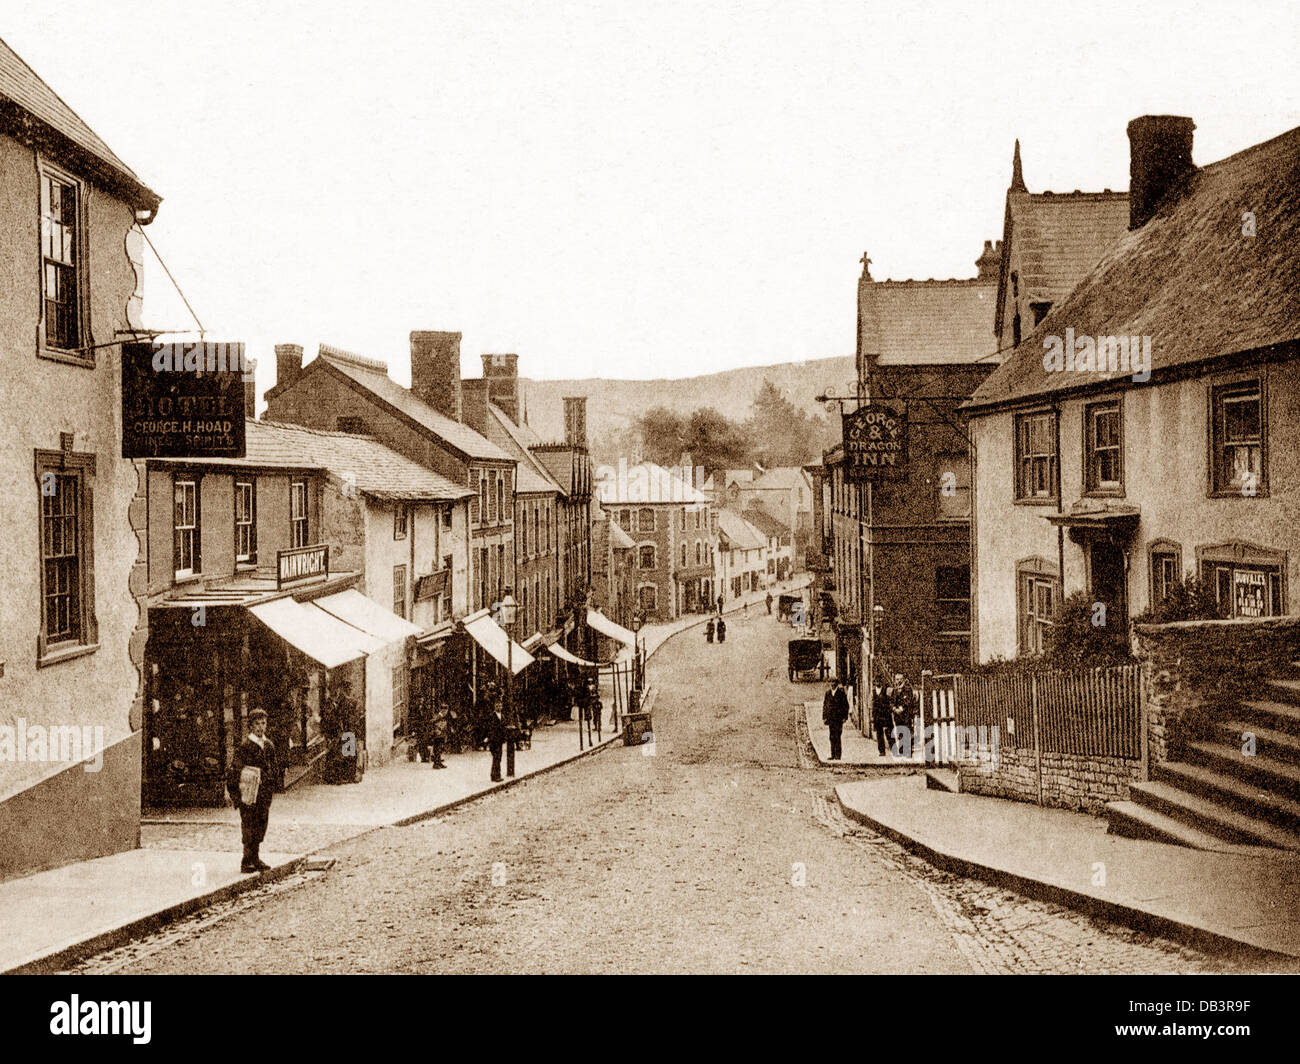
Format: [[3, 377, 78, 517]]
[[263, 336, 517, 614], [725, 466, 813, 570], [591, 504, 636, 630], [462, 353, 594, 652], [741, 506, 791, 583], [716, 510, 769, 601], [968, 116, 1300, 660], [141, 420, 473, 802], [597, 463, 715, 621], [0, 38, 163, 880]]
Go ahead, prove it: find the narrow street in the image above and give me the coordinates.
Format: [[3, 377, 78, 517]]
[[78, 612, 1266, 975]]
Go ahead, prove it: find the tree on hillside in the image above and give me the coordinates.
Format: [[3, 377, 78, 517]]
[[745, 378, 829, 466], [634, 406, 688, 465], [684, 407, 752, 471]]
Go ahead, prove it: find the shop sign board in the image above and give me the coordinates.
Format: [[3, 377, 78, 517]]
[[121, 342, 247, 458], [278, 544, 329, 589]]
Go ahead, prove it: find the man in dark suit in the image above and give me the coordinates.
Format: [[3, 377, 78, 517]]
[[230, 708, 277, 873], [871, 683, 894, 756], [822, 678, 850, 760], [484, 682, 507, 782]]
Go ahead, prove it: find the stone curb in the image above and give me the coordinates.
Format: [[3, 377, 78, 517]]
[[4, 855, 310, 975], [833, 786, 1299, 962]]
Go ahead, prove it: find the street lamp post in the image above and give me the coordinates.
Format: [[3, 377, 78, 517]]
[[498, 589, 519, 778], [630, 610, 645, 692]]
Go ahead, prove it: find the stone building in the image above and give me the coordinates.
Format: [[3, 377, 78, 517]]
[[0, 38, 162, 880]]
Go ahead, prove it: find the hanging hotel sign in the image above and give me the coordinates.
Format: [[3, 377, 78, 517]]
[[277, 544, 329, 589], [842, 402, 907, 480], [121, 342, 247, 458]]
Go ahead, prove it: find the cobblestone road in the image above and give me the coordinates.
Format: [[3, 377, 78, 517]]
[[76, 611, 1280, 974]]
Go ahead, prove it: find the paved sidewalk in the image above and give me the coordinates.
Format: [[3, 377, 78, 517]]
[[804, 703, 923, 769], [837, 776, 1300, 962], [0, 848, 306, 974]]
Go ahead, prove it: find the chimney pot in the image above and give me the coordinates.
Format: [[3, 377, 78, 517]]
[[481, 353, 520, 422], [410, 331, 462, 421], [274, 344, 303, 389], [1126, 115, 1195, 229], [563, 396, 588, 449], [243, 358, 257, 420]]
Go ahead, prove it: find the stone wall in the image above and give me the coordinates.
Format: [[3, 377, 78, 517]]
[[1131, 616, 1300, 764], [957, 742, 1144, 815]]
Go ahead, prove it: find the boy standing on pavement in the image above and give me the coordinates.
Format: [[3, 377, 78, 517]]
[[230, 708, 276, 873]]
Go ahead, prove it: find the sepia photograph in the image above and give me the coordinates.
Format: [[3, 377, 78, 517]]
[[0, 0, 1296, 1039]]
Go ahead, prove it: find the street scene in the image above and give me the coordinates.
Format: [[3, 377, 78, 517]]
[[0, 1, 1298, 1021]]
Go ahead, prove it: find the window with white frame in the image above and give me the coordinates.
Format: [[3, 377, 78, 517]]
[[291, 480, 309, 547], [174, 479, 200, 579], [235, 480, 256, 563]]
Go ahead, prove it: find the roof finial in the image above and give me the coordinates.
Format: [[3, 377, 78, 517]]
[[1011, 139, 1026, 192], [859, 250, 872, 281]]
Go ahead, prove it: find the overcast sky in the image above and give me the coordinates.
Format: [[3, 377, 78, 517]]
[[4, 1, 1298, 397]]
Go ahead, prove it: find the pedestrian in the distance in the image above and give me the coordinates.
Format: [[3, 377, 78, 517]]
[[430, 699, 449, 768], [889, 673, 917, 757], [822, 678, 850, 761], [871, 682, 893, 757], [765, 592, 773, 615], [716, 593, 724, 614], [705, 616, 715, 643], [229, 708, 276, 873], [484, 682, 506, 782], [716, 617, 727, 643]]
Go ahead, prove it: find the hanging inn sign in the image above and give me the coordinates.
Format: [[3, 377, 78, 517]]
[[121, 342, 247, 458], [842, 401, 907, 480]]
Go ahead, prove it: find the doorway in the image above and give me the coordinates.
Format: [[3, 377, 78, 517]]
[[1088, 539, 1128, 640]]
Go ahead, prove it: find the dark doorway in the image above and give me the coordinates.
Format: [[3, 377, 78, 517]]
[[1089, 539, 1128, 641]]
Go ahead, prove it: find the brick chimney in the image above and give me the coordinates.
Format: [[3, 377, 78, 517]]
[[461, 378, 491, 437], [563, 396, 588, 449], [275, 344, 303, 390], [1127, 115, 1195, 229], [481, 353, 520, 422], [976, 240, 1001, 280], [243, 357, 257, 420], [410, 331, 462, 421]]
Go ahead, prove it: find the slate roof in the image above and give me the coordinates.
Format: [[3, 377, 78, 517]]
[[717, 509, 767, 551], [749, 466, 812, 493], [0, 35, 160, 210], [596, 461, 711, 504], [741, 506, 788, 538], [994, 190, 1130, 339], [257, 421, 474, 501], [863, 279, 998, 365], [153, 421, 474, 502], [488, 403, 563, 495], [969, 123, 1300, 411], [314, 345, 513, 462]]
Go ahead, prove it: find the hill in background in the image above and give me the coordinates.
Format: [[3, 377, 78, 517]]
[[519, 355, 855, 462]]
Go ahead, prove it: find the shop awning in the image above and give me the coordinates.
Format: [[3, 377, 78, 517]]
[[547, 642, 598, 667], [586, 608, 638, 648], [314, 589, 421, 643], [249, 597, 383, 670], [462, 612, 534, 675]]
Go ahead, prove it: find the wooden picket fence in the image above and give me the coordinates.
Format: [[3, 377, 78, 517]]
[[953, 663, 1142, 760]]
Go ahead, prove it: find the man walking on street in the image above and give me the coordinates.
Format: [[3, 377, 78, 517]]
[[706, 616, 715, 643], [485, 682, 506, 782], [822, 678, 850, 761], [716, 617, 727, 643], [765, 591, 773, 615], [229, 708, 276, 873], [871, 681, 894, 757]]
